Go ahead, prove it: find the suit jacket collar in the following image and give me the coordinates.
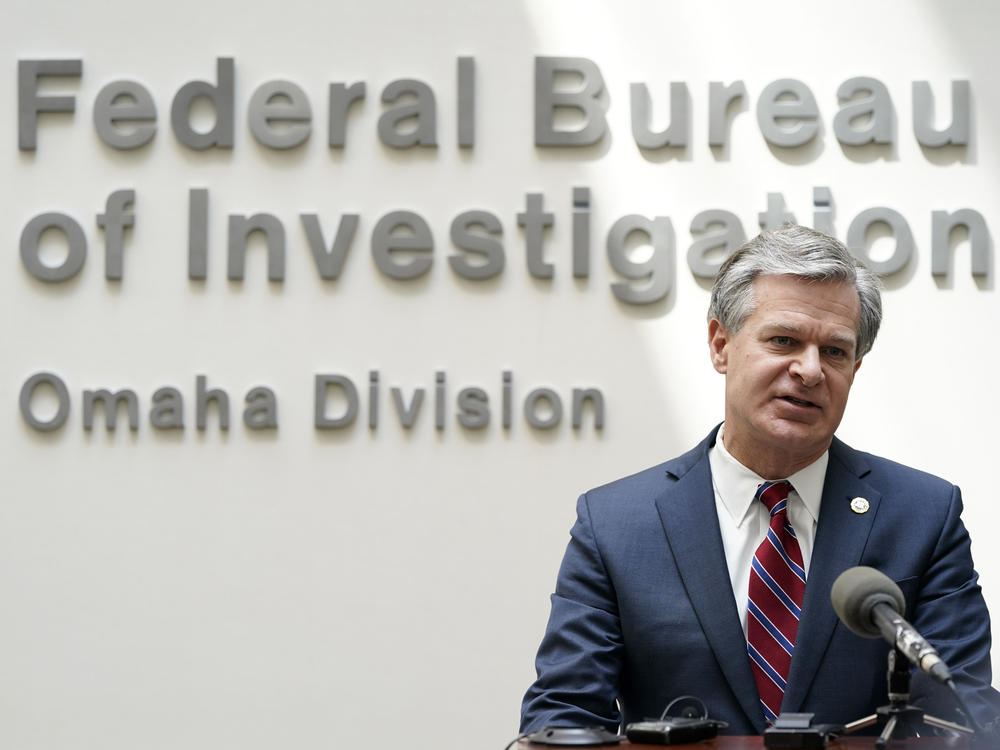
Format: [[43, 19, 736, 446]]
[[656, 426, 767, 732], [782, 437, 881, 713], [654, 430, 880, 732]]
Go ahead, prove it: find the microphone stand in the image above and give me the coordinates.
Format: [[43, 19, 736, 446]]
[[843, 647, 974, 749]]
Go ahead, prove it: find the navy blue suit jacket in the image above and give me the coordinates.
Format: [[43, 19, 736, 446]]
[[521, 427, 1000, 734]]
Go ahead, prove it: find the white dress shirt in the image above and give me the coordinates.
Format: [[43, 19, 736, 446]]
[[707, 423, 828, 636]]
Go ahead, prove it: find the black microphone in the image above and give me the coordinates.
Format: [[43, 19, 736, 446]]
[[830, 566, 952, 685]]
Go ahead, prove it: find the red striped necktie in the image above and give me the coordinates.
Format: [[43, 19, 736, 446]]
[[747, 480, 805, 724]]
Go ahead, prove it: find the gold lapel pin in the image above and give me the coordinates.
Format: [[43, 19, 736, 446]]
[[850, 497, 870, 514]]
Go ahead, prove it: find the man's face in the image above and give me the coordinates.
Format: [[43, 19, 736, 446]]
[[708, 273, 863, 478]]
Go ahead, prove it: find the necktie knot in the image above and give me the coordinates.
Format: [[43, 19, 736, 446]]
[[756, 480, 792, 514]]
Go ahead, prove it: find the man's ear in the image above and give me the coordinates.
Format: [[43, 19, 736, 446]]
[[708, 318, 729, 374]]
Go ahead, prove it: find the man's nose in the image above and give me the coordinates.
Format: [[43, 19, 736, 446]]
[[790, 346, 824, 386]]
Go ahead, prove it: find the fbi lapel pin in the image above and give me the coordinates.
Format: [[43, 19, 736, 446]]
[[850, 497, 870, 514]]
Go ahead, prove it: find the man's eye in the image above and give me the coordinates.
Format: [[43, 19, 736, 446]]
[[773, 336, 792, 346], [825, 346, 845, 358]]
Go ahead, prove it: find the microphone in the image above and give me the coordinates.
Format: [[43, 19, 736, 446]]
[[830, 566, 952, 685]]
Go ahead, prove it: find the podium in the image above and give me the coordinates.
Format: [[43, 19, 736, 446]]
[[520, 738, 972, 749]]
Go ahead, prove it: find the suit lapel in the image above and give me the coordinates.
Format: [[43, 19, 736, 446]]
[[782, 438, 881, 712], [655, 429, 767, 733]]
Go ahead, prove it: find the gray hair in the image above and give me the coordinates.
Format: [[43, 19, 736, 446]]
[[708, 225, 883, 360]]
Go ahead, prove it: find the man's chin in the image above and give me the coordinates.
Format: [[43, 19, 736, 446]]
[[756, 417, 833, 452]]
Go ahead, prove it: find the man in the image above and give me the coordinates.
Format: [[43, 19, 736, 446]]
[[520, 225, 1000, 736]]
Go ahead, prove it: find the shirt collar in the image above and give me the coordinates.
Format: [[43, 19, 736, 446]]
[[709, 423, 827, 527]]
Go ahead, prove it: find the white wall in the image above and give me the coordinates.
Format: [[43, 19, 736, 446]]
[[2, 1, 999, 748]]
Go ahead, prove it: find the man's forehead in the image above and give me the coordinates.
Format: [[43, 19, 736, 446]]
[[750, 275, 861, 312]]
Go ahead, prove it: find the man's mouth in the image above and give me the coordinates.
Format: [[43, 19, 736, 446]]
[[780, 395, 819, 408]]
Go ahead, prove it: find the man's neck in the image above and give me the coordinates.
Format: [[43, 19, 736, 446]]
[[721, 428, 829, 480]]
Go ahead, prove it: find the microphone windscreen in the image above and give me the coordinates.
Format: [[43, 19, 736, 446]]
[[830, 566, 906, 638]]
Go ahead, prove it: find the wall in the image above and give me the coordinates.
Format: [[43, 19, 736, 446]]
[[2, 1, 998, 748]]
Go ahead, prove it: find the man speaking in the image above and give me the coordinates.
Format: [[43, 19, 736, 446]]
[[520, 225, 1000, 734]]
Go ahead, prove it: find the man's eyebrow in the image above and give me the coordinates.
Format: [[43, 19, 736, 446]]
[[761, 322, 801, 333], [827, 332, 858, 349], [759, 322, 805, 337]]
